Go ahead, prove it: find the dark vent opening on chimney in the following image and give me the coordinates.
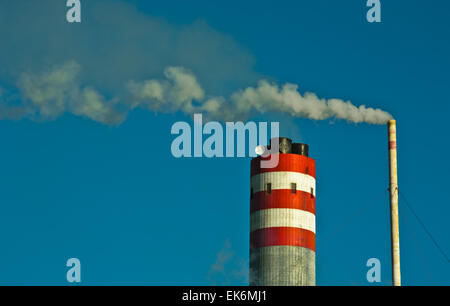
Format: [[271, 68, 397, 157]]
[[291, 183, 297, 193]]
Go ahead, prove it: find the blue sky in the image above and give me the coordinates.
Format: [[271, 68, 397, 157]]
[[0, 0, 449, 285]]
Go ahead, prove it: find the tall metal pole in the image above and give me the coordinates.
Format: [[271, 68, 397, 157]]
[[388, 120, 401, 286]]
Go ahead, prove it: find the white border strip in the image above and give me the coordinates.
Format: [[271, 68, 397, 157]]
[[251, 171, 316, 196], [250, 208, 316, 233]]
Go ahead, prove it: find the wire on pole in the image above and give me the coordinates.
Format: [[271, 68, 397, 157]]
[[322, 188, 388, 242], [398, 190, 449, 263], [399, 200, 434, 285]]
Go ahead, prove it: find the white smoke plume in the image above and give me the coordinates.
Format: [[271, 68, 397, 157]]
[[0, 61, 392, 125], [207, 239, 248, 285], [0, 0, 392, 125], [2, 61, 125, 124], [127, 66, 392, 124], [127, 66, 205, 115], [228, 81, 392, 124]]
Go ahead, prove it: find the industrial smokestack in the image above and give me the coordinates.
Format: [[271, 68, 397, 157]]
[[250, 138, 316, 286], [388, 120, 401, 286]]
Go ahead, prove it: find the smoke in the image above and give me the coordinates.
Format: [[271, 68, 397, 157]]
[[127, 66, 205, 115], [207, 239, 248, 285], [230, 81, 392, 124], [0, 61, 392, 125], [0, 0, 392, 125], [127, 66, 392, 124], [0, 0, 257, 96], [1, 61, 125, 124]]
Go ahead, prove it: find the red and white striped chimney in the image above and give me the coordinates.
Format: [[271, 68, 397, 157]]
[[250, 138, 316, 286]]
